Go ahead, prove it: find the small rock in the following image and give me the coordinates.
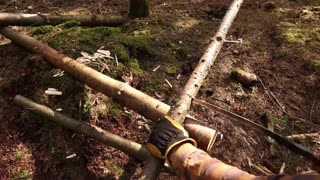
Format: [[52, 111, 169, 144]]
[[232, 49, 240, 55], [178, 41, 183, 44], [27, 6, 33, 10], [235, 91, 247, 99]]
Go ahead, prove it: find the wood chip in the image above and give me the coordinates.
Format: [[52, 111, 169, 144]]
[[152, 65, 161, 72], [45, 89, 62, 95], [165, 79, 172, 88], [66, 153, 77, 159]]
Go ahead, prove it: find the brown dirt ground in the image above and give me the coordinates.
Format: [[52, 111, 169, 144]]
[[0, 0, 320, 179]]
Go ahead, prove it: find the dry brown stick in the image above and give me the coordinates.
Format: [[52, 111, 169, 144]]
[[0, 13, 128, 26], [142, 0, 244, 179], [309, 93, 317, 121], [13, 95, 151, 161]]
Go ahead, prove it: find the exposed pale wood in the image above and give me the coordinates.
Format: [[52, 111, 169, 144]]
[[14, 95, 151, 161], [0, 13, 128, 26]]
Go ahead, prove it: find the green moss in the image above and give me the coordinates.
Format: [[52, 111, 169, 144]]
[[156, 52, 174, 62], [120, 35, 153, 58], [231, 67, 242, 77], [108, 44, 130, 63], [166, 65, 176, 76], [34, 71, 53, 86], [83, 93, 94, 114], [11, 168, 31, 180], [129, 59, 143, 75], [275, 23, 320, 67], [32, 25, 54, 35], [104, 160, 124, 177], [14, 151, 24, 161], [310, 59, 320, 69], [48, 27, 122, 54], [176, 47, 189, 59], [280, 115, 290, 125], [97, 105, 108, 118], [63, 80, 83, 96], [281, 28, 305, 45], [57, 20, 80, 28], [107, 103, 121, 116]]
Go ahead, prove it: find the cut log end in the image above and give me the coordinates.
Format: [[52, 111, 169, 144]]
[[231, 67, 258, 86]]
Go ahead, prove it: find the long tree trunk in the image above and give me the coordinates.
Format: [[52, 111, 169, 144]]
[[0, 26, 216, 150], [142, 0, 245, 178], [129, 0, 150, 18], [14, 95, 151, 161], [0, 13, 128, 26]]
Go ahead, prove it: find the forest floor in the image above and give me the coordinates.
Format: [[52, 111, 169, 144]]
[[0, 0, 319, 179]]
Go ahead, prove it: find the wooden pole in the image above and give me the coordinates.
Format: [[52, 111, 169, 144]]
[[170, 0, 244, 124], [13, 95, 151, 161], [142, 0, 244, 178], [0, 13, 128, 26]]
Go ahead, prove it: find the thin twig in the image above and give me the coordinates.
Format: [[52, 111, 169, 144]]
[[309, 92, 317, 121]]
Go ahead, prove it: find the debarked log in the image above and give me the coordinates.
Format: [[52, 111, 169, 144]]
[[0, 26, 216, 151], [14, 95, 152, 161], [0, 13, 128, 26]]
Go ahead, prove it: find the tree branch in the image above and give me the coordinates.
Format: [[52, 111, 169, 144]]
[[13, 95, 151, 161], [0, 13, 128, 26]]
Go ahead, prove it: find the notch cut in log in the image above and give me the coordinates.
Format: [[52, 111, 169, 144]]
[[0, 26, 217, 152], [0, 13, 128, 26], [14, 95, 151, 161]]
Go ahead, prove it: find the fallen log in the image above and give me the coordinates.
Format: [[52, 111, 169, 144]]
[[13, 95, 151, 161], [169, 0, 244, 124], [0, 26, 216, 150], [0, 13, 128, 26], [144, 0, 244, 178]]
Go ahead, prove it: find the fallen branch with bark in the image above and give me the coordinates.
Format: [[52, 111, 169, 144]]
[[14, 95, 151, 161], [0, 13, 128, 26]]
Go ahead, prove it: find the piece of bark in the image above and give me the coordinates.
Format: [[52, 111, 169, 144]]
[[0, 13, 128, 26], [231, 67, 258, 85], [14, 95, 151, 161]]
